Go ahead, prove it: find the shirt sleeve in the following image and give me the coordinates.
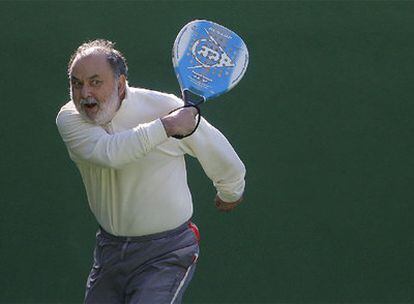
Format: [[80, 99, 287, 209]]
[[179, 117, 246, 202], [56, 105, 168, 169]]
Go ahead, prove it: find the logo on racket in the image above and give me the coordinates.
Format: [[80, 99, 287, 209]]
[[190, 30, 235, 69]]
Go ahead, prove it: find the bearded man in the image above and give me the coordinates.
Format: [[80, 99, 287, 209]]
[[56, 39, 245, 303]]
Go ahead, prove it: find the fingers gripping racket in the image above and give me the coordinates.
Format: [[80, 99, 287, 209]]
[[171, 20, 249, 139]]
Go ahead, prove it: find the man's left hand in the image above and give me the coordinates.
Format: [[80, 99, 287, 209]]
[[215, 195, 243, 212]]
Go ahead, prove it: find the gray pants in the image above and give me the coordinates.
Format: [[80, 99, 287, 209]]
[[84, 221, 200, 304]]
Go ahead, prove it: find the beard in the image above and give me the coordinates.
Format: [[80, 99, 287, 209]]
[[74, 86, 120, 126]]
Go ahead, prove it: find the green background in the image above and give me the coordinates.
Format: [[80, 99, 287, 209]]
[[0, 1, 413, 303]]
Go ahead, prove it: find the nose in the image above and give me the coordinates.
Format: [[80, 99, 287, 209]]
[[80, 84, 92, 99]]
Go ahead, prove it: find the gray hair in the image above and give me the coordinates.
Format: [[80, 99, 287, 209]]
[[68, 39, 128, 79]]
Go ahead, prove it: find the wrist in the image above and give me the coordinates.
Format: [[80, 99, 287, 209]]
[[160, 117, 174, 137]]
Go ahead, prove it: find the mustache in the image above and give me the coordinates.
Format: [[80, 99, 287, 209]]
[[80, 98, 98, 106]]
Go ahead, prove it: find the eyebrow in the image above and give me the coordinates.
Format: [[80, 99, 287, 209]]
[[71, 74, 101, 81]]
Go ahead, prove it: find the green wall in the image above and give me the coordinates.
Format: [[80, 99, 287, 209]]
[[1, 1, 413, 303]]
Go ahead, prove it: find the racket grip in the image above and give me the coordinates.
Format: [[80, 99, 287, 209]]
[[182, 89, 205, 106]]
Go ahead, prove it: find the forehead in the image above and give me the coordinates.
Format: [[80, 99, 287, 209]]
[[70, 51, 113, 79]]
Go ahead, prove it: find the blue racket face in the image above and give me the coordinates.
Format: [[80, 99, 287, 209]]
[[173, 20, 249, 104]]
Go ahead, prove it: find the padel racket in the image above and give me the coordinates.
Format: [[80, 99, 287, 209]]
[[172, 19, 249, 138]]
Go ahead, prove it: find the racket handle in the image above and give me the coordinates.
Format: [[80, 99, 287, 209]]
[[182, 89, 205, 106]]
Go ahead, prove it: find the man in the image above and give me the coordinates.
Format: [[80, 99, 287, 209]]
[[56, 39, 246, 303]]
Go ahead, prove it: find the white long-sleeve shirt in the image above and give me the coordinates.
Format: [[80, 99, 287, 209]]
[[56, 85, 246, 236]]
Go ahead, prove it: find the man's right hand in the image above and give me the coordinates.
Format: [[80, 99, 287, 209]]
[[215, 195, 243, 212], [161, 107, 198, 137]]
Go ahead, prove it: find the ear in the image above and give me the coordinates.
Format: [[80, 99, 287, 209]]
[[117, 74, 127, 100]]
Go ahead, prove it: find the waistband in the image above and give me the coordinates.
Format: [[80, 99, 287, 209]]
[[98, 221, 190, 243]]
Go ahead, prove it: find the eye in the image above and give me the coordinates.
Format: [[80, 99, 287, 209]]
[[71, 80, 83, 89], [90, 79, 102, 87]]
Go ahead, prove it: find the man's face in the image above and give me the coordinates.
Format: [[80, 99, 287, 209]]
[[70, 52, 121, 125]]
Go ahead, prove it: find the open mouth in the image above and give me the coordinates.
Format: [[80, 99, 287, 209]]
[[84, 103, 97, 109], [80, 99, 98, 111]]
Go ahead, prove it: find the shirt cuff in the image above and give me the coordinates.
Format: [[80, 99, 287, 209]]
[[146, 118, 169, 146], [132, 118, 169, 153], [217, 192, 243, 203]]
